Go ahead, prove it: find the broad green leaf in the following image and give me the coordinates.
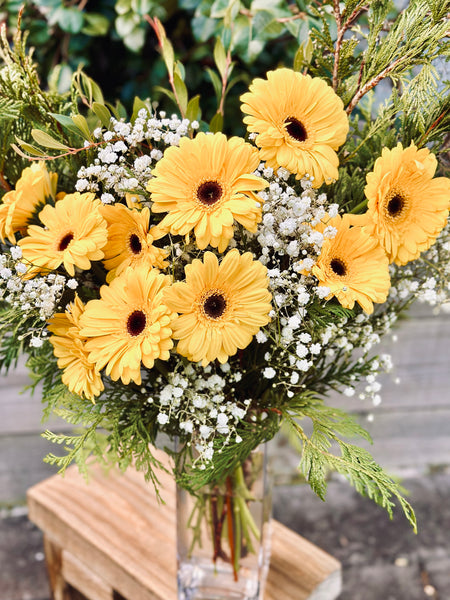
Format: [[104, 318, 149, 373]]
[[56, 7, 84, 34], [209, 111, 223, 133], [154, 86, 177, 106], [173, 72, 188, 115], [123, 26, 146, 52], [224, 0, 240, 27], [174, 61, 186, 81], [92, 103, 112, 129], [50, 113, 84, 137], [206, 68, 223, 103], [214, 37, 228, 80], [186, 95, 201, 122], [115, 0, 132, 15], [13, 138, 46, 157], [116, 13, 140, 37], [82, 13, 110, 36], [161, 37, 175, 75], [131, 97, 151, 122], [31, 130, 71, 150], [293, 46, 304, 72], [71, 115, 92, 141]]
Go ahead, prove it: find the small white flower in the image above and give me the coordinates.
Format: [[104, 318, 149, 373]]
[[157, 413, 169, 425], [263, 367, 276, 379]]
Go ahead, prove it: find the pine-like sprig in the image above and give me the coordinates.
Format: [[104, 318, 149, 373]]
[[282, 400, 417, 532]]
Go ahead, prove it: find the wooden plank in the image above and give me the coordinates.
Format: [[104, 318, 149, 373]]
[[62, 550, 113, 600], [28, 454, 341, 600]]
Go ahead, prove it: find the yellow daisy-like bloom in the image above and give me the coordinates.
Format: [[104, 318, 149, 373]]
[[0, 162, 57, 243], [147, 132, 267, 252], [164, 249, 272, 366], [19, 192, 108, 277], [101, 204, 168, 282], [48, 295, 104, 401], [80, 265, 176, 385], [240, 68, 349, 188], [312, 215, 391, 314], [358, 143, 450, 265]]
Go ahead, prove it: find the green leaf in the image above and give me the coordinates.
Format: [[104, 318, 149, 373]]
[[173, 72, 188, 115], [71, 115, 92, 141], [214, 36, 228, 80], [92, 102, 112, 129], [206, 67, 223, 103], [12, 139, 46, 157], [186, 95, 201, 122], [30, 130, 71, 150], [54, 7, 84, 34], [154, 85, 177, 106], [115, 13, 140, 37], [50, 113, 85, 137], [131, 96, 151, 122], [82, 13, 110, 36], [161, 37, 175, 76], [209, 111, 223, 133], [123, 26, 146, 52], [115, 0, 131, 16]]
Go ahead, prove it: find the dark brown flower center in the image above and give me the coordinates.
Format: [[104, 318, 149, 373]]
[[386, 194, 404, 217], [127, 310, 147, 336], [284, 117, 308, 142], [330, 258, 347, 277], [197, 181, 223, 206], [58, 233, 74, 251], [203, 293, 227, 319], [129, 233, 142, 254]]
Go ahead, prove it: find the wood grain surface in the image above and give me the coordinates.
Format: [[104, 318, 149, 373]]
[[27, 451, 341, 600]]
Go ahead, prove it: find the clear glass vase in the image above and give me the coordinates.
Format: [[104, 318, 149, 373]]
[[176, 445, 272, 600]]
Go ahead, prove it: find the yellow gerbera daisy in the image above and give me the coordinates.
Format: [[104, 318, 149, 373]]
[[312, 215, 390, 314], [48, 295, 104, 401], [240, 68, 349, 187], [0, 162, 57, 243], [19, 192, 108, 277], [101, 204, 168, 282], [147, 132, 267, 252], [164, 249, 272, 366], [80, 265, 176, 385], [358, 143, 450, 265]]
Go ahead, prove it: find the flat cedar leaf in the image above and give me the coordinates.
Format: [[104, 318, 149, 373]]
[[71, 115, 92, 141], [31, 129, 71, 150], [92, 102, 112, 129], [209, 111, 223, 133]]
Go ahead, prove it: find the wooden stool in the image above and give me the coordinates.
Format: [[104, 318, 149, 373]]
[[27, 450, 341, 600]]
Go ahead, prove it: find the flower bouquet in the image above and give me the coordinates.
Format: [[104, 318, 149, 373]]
[[0, 2, 449, 598]]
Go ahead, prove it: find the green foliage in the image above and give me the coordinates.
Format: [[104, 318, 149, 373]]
[[175, 411, 280, 493], [282, 401, 417, 531]]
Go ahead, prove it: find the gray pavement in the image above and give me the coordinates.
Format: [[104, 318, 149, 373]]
[[1, 467, 450, 600]]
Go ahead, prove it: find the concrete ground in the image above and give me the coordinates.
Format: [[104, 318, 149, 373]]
[[1, 467, 450, 600]]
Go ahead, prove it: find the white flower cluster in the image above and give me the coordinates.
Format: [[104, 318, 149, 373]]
[[75, 110, 198, 202], [0, 247, 71, 346], [256, 168, 338, 322], [151, 364, 249, 466]]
